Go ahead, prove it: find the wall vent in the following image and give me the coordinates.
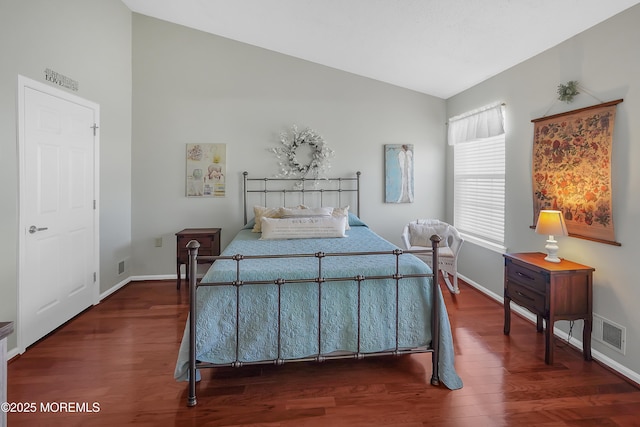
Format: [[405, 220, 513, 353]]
[[593, 314, 626, 354], [118, 260, 126, 275]]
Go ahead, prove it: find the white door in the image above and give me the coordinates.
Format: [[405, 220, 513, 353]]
[[18, 76, 99, 351]]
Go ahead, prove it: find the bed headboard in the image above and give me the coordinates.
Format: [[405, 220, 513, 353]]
[[243, 171, 361, 225]]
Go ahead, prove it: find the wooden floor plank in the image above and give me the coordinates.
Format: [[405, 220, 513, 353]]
[[7, 278, 640, 426]]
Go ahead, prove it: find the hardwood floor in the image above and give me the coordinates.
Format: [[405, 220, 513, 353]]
[[7, 278, 640, 426]]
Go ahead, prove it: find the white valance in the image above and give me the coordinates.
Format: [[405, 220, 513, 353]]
[[448, 102, 505, 145]]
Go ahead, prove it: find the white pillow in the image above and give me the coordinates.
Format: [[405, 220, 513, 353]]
[[408, 223, 439, 247], [280, 206, 351, 230], [279, 206, 332, 218], [251, 205, 306, 232], [330, 206, 350, 230], [260, 216, 347, 240]]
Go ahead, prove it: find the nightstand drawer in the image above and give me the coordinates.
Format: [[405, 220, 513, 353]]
[[177, 235, 219, 258], [507, 281, 545, 313], [506, 260, 547, 293], [193, 235, 213, 247], [178, 236, 213, 250]]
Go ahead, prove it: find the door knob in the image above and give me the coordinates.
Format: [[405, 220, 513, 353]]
[[29, 225, 48, 234]]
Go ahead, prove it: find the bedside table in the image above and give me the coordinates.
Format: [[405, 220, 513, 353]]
[[176, 228, 221, 289], [503, 252, 594, 365]]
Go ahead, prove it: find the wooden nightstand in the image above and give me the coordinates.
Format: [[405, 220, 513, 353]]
[[176, 228, 221, 289], [503, 252, 594, 365]]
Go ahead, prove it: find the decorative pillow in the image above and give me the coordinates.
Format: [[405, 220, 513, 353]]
[[330, 206, 351, 230], [251, 205, 306, 232], [280, 206, 352, 230], [260, 216, 347, 240], [279, 206, 332, 218], [408, 223, 439, 247]]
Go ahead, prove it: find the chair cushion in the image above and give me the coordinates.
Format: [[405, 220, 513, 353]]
[[408, 223, 444, 246], [436, 247, 454, 259]]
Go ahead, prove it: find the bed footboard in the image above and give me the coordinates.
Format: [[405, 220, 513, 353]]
[[185, 235, 442, 407]]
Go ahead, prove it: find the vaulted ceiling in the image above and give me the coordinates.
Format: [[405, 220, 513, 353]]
[[122, 0, 640, 98]]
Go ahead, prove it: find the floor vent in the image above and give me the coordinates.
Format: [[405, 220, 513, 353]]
[[593, 314, 626, 354]]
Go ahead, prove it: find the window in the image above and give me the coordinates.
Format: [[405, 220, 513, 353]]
[[449, 103, 505, 251], [454, 134, 505, 249]]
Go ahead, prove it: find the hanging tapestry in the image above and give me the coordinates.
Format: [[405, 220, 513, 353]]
[[531, 99, 622, 245]]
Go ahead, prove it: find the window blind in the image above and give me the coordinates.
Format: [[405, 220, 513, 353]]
[[454, 134, 505, 245]]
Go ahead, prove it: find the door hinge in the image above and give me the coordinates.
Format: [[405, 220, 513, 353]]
[[93, 272, 97, 282], [93, 200, 96, 210], [91, 123, 99, 136]]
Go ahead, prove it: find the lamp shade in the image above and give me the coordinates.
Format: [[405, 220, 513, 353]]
[[535, 210, 568, 236]]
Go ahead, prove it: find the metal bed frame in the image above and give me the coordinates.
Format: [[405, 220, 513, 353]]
[[242, 171, 362, 223], [184, 172, 443, 407]]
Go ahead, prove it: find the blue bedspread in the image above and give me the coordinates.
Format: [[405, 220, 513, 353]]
[[174, 225, 462, 390]]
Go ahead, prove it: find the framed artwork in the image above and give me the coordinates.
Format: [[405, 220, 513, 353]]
[[186, 143, 226, 197], [385, 144, 414, 203], [531, 99, 622, 245]]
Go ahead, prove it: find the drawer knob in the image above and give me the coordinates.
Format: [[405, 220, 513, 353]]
[[515, 290, 535, 302], [516, 271, 534, 281]]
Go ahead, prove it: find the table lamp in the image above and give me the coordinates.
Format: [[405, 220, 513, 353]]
[[535, 210, 568, 263]]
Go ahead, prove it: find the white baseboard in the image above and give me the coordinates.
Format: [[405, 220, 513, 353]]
[[458, 273, 640, 386], [130, 274, 177, 282], [99, 276, 132, 300], [129, 273, 205, 282], [7, 347, 20, 361], [99, 274, 198, 292]]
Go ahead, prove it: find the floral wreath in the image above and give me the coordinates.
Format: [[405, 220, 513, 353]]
[[557, 81, 580, 103], [270, 125, 334, 178]]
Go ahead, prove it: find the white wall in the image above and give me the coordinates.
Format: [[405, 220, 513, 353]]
[[0, 0, 132, 350], [131, 14, 447, 276], [447, 5, 640, 379]]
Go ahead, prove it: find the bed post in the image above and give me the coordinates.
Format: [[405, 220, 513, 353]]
[[356, 171, 361, 219], [243, 171, 249, 225], [429, 234, 441, 386], [187, 240, 200, 407]]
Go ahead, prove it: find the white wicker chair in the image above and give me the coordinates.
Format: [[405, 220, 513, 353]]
[[401, 219, 464, 294]]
